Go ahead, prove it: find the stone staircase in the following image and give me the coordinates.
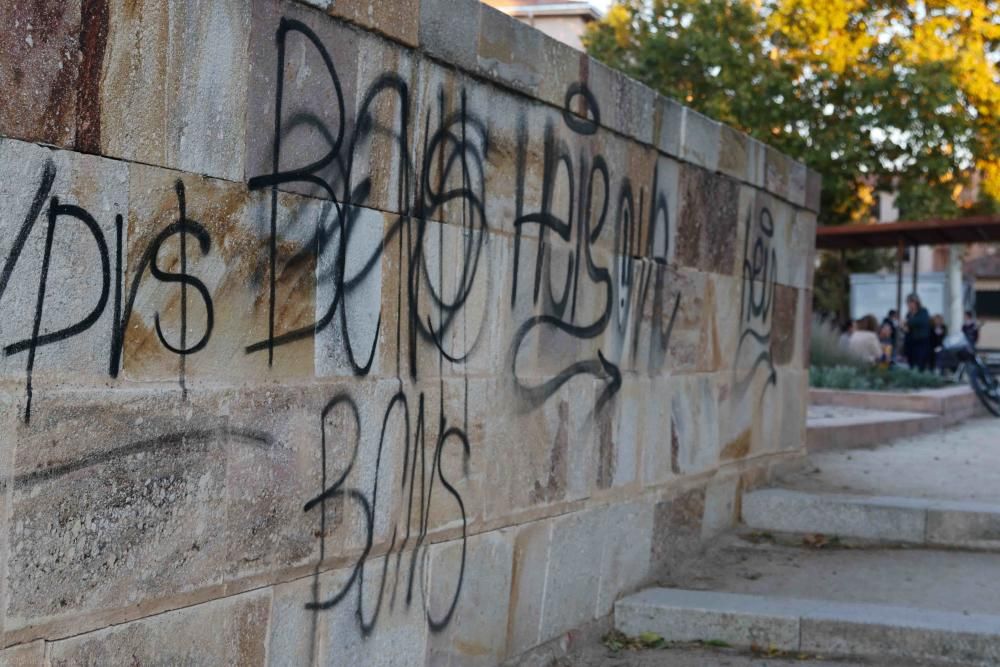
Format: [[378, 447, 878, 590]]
[[613, 420, 1000, 665]]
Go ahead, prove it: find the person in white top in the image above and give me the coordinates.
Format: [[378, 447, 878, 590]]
[[848, 314, 883, 363]]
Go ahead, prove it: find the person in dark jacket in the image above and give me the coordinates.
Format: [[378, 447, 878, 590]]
[[963, 310, 980, 348], [930, 314, 948, 371], [904, 294, 932, 371]]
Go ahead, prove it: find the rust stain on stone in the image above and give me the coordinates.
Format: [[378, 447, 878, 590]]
[[532, 400, 568, 503], [720, 427, 751, 461], [77, 0, 110, 153], [670, 423, 680, 474], [596, 406, 615, 490]]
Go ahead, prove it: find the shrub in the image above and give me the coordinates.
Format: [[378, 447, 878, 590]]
[[810, 365, 954, 391]]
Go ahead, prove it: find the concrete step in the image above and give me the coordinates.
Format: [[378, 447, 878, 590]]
[[742, 488, 1000, 548], [615, 588, 1000, 666], [806, 407, 941, 452]]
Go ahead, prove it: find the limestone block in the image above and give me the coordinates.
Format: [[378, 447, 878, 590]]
[[675, 165, 739, 274], [680, 108, 721, 173], [538, 508, 605, 641], [793, 208, 818, 289], [650, 156, 680, 264], [267, 576, 318, 666], [0, 139, 127, 391], [315, 555, 431, 666], [788, 159, 808, 208], [420, 0, 480, 73], [582, 59, 628, 141], [616, 79, 657, 147], [435, 379, 489, 532], [670, 372, 727, 475], [0, 1, 79, 148], [770, 284, 799, 367], [0, 640, 44, 667], [536, 32, 584, 113], [220, 384, 333, 581], [505, 231, 596, 379], [655, 97, 684, 158], [595, 502, 653, 616], [48, 589, 270, 666], [6, 390, 232, 633], [247, 0, 360, 200], [393, 217, 505, 382], [409, 65, 495, 233], [122, 164, 318, 383], [98, 0, 250, 181], [481, 88, 547, 240], [649, 488, 705, 578], [746, 138, 768, 189], [315, 206, 385, 378], [701, 474, 741, 539], [477, 5, 542, 95], [741, 189, 800, 290], [482, 378, 596, 518], [639, 375, 676, 487], [428, 530, 514, 667], [348, 32, 420, 216], [718, 125, 749, 182], [505, 520, 552, 658], [659, 267, 723, 374], [593, 375, 643, 492], [728, 351, 783, 457], [710, 273, 744, 376], [329, 0, 421, 48], [764, 144, 793, 201]]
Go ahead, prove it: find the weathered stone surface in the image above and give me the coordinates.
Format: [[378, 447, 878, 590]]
[[0, 0, 815, 660], [420, 0, 480, 72], [122, 164, 318, 383], [330, 0, 420, 47], [0, 1, 79, 149], [650, 488, 705, 578], [0, 138, 127, 390], [98, 0, 251, 181], [680, 108, 720, 173], [6, 390, 231, 631], [676, 165, 739, 274], [655, 97, 684, 158], [596, 502, 653, 616], [718, 125, 749, 182], [506, 520, 551, 657], [246, 0, 360, 200], [0, 640, 44, 667], [671, 373, 727, 475], [477, 5, 543, 95], [48, 589, 270, 665], [428, 531, 514, 667], [538, 509, 604, 641], [701, 474, 740, 539]]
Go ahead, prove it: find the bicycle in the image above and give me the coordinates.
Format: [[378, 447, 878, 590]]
[[941, 333, 1000, 416]]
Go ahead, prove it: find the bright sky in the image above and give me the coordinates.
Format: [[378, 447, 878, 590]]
[[591, 0, 612, 12]]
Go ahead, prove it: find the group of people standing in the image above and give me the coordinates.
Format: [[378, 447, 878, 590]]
[[842, 295, 981, 371]]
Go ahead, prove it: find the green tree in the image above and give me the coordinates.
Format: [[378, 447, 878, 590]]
[[586, 0, 1000, 226]]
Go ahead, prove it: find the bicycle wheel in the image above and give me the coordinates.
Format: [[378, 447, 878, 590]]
[[969, 362, 1000, 417]]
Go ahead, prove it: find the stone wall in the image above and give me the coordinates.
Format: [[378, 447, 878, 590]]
[[0, 0, 818, 664]]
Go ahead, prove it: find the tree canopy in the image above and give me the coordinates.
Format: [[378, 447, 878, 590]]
[[585, 0, 1000, 226]]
